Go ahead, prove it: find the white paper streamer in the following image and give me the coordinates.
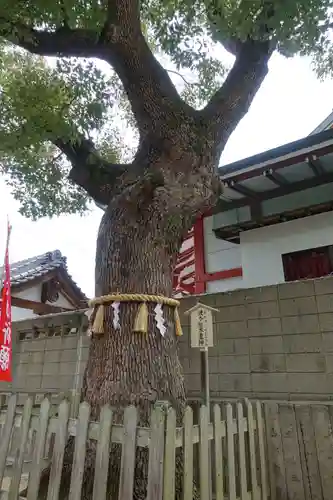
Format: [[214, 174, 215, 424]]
[[154, 303, 166, 337], [84, 308, 94, 337], [111, 302, 121, 329]]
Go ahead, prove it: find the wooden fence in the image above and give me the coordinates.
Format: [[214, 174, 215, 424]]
[[0, 394, 268, 500], [264, 401, 333, 500]]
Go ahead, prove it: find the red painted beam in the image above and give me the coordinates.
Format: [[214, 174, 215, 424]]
[[193, 216, 242, 294]]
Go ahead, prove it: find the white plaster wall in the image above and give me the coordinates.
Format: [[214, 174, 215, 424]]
[[206, 276, 244, 293], [12, 283, 75, 322], [204, 216, 242, 272], [240, 211, 333, 288], [203, 216, 244, 293]]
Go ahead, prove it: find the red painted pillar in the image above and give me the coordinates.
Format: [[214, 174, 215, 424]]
[[193, 217, 206, 294]]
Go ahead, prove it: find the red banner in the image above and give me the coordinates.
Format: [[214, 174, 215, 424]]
[[0, 222, 12, 382]]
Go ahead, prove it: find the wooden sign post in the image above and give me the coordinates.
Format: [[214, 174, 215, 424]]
[[185, 302, 218, 500], [185, 302, 218, 414]]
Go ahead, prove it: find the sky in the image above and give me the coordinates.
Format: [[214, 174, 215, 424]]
[[0, 52, 333, 298]]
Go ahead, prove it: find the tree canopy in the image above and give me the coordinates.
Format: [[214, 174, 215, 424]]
[[0, 0, 332, 219]]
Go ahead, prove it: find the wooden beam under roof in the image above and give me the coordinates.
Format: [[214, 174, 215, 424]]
[[215, 170, 333, 214], [306, 155, 326, 176], [264, 169, 289, 187]]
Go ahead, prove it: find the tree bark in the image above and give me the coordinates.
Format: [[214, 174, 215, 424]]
[[34, 149, 214, 500], [84, 201, 187, 418]]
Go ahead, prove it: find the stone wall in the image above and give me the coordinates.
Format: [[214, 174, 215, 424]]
[[4, 276, 333, 401]]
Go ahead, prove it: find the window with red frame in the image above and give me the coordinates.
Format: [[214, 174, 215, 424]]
[[282, 246, 333, 282]]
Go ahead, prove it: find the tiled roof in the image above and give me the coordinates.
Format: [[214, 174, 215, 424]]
[[0, 250, 87, 301]]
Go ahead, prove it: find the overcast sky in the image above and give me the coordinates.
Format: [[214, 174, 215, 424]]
[[1, 52, 333, 298]]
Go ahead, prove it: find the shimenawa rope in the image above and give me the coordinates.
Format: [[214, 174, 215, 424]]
[[88, 293, 183, 337]]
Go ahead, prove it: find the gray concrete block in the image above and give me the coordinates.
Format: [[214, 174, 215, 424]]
[[184, 374, 201, 392], [19, 352, 32, 363], [249, 336, 283, 354], [281, 315, 320, 335], [188, 353, 201, 374], [21, 339, 45, 352], [244, 286, 278, 303], [319, 313, 333, 332], [323, 332, 333, 352], [279, 280, 315, 299], [27, 363, 43, 376], [214, 290, 245, 307], [44, 350, 61, 363], [216, 338, 249, 355], [80, 347, 90, 362], [251, 373, 288, 393], [25, 376, 42, 391], [283, 333, 323, 353], [218, 374, 251, 392], [279, 297, 317, 317], [42, 363, 59, 376], [215, 321, 247, 338], [62, 336, 79, 350], [250, 354, 286, 373], [314, 277, 333, 296], [317, 294, 333, 313], [60, 349, 78, 363], [219, 355, 250, 373], [45, 337, 63, 350], [41, 375, 59, 390], [209, 374, 219, 392], [209, 357, 220, 373], [325, 355, 333, 372], [59, 362, 77, 376], [286, 354, 326, 372], [58, 375, 75, 390], [246, 301, 280, 320], [248, 318, 282, 336], [31, 352, 44, 364], [217, 305, 246, 323], [287, 373, 328, 394]]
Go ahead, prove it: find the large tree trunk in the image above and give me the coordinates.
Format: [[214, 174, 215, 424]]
[[34, 161, 211, 499], [84, 201, 188, 417]]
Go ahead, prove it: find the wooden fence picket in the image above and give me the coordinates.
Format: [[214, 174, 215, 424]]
[[312, 405, 333, 500], [68, 402, 91, 500], [0, 393, 17, 484], [199, 406, 210, 500], [47, 399, 70, 500], [246, 400, 259, 500], [118, 406, 137, 500], [213, 405, 224, 500], [92, 405, 113, 500], [163, 407, 177, 500], [256, 401, 268, 500], [226, 404, 236, 500], [146, 406, 165, 500], [8, 396, 33, 500], [236, 403, 247, 500], [182, 407, 193, 500], [26, 398, 51, 500]]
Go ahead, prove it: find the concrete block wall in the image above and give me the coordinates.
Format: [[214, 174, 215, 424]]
[[4, 276, 333, 402], [179, 277, 333, 401], [5, 311, 89, 397]]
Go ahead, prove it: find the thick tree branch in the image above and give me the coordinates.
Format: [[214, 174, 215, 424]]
[[0, 5, 192, 137], [202, 39, 272, 149], [54, 136, 128, 206], [0, 17, 102, 57], [101, 0, 192, 135]]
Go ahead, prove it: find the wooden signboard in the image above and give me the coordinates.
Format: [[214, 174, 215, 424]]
[[185, 302, 218, 351]]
